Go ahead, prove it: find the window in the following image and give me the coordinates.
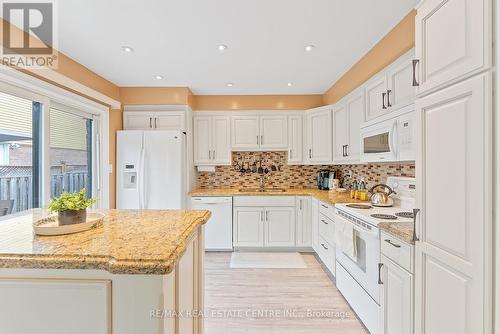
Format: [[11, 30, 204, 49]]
[[49, 108, 95, 200], [0, 83, 105, 218], [0, 91, 42, 216]]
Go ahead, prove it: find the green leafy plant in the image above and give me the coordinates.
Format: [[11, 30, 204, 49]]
[[48, 189, 96, 213]]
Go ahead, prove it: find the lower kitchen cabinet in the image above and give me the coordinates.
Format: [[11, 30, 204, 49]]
[[233, 205, 295, 248], [265, 207, 296, 247], [233, 207, 264, 247], [311, 197, 320, 252], [380, 254, 413, 334], [296, 196, 312, 247]]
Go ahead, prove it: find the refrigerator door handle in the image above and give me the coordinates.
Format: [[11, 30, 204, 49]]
[[139, 147, 145, 209]]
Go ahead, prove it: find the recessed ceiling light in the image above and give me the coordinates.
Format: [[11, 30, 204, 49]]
[[121, 46, 134, 53], [155, 75, 164, 80], [218, 44, 228, 51], [226, 83, 234, 87], [304, 45, 315, 52], [287, 82, 293, 87]]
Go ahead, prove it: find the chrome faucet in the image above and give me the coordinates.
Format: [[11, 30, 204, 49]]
[[259, 175, 268, 189]]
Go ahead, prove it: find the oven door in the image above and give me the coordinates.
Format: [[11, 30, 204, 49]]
[[335, 213, 381, 303], [360, 118, 398, 163]]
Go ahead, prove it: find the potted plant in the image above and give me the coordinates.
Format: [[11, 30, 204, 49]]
[[48, 189, 96, 226]]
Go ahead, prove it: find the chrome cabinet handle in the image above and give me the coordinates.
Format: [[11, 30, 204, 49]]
[[208, 150, 211, 159], [382, 92, 387, 109], [261, 135, 263, 145], [321, 243, 328, 250], [412, 59, 420, 86], [266, 210, 269, 221], [386, 90, 392, 107], [309, 149, 312, 159], [154, 117, 157, 128], [213, 150, 216, 159], [299, 199, 302, 210], [321, 204, 328, 209], [384, 239, 401, 248], [412, 208, 420, 242], [345, 145, 349, 157], [321, 219, 328, 225], [257, 136, 259, 145], [260, 210, 264, 222], [378, 263, 384, 284], [149, 117, 152, 128]]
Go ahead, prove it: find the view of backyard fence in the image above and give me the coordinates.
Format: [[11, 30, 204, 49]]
[[0, 166, 88, 214]]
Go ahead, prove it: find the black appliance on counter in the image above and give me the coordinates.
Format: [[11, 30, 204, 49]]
[[316, 170, 333, 190]]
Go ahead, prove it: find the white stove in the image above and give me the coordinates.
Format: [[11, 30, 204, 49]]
[[336, 176, 416, 227], [334, 176, 416, 334]]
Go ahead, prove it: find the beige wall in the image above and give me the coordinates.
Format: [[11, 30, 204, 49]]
[[119, 87, 192, 105], [192, 95, 324, 110], [323, 10, 416, 104], [108, 109, 123, 209]]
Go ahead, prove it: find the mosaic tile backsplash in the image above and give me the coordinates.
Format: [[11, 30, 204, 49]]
[[197, 152, 415, 190]]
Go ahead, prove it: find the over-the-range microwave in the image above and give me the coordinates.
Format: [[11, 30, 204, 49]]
[[360, 110, 415, 163]]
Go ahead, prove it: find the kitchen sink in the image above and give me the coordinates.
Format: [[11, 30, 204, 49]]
[[238, 188, 287, 193]]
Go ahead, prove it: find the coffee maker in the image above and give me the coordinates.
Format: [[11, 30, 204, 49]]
[[317, 170, 332, 190]]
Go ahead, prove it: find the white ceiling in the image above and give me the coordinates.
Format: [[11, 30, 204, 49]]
[[55, 0, 418, 95]]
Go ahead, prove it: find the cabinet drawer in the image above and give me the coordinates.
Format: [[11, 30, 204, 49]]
[[233, 196, 295, 207], [318, 213, 334, 244], [317, 236, 335, 276], [380, 231, 413, 273], [319, 201, 336, 220]]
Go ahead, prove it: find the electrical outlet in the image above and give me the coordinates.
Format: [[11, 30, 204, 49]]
[[347, 170, 353, 178]]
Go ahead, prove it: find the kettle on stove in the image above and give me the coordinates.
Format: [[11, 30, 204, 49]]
[[369, 184, 396, 207]]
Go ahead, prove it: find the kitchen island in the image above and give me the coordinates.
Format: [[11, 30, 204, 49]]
[[0, 209, 210, 334]]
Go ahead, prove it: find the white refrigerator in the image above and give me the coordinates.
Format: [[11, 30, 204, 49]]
[[116, 130, 186, 209]]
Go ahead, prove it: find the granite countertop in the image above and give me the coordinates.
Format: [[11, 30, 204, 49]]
[[189, 188, 368, 206], [0, 209, 211, 275], [378, 222, 414, 244]]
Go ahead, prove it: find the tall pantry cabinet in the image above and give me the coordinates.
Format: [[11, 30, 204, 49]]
[[413, 1, 493, 334]]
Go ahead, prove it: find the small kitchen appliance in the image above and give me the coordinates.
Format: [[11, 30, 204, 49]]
[[316, 170, 331, 190], [369, 184, 397, 207]]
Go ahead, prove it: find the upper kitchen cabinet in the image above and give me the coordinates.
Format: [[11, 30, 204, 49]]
[[365, 50, 415, 121], [304, 106, 333, 164], [334, 88, 365, 163], [415, 0, 491, 96], [193, 115, 231, 166], [232, 114, 287, 151], [287, 115, 303, 165], [123, 106, 187, 131]]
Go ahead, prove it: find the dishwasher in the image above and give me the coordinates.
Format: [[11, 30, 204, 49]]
[[190, 197, 233, 251]]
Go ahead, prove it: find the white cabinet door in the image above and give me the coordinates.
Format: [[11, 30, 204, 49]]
[[233, 207, 264, 247], [333, 102, 348, 162], [212, 116, 231, 165], [287, 115, 303, 164], [415, 74, 491, 334], [365, 73, 388, 121], [231, 116, 260, 150], [415, 0, 490, 95], [296, 196, 311, 247], [310, 197, 319, 252], [154, 112, 185, 131], [193, 116, 212, 165], [260, 115, 287, 150], [346, 90, 365, 162], [123, 112, 154, 130], [264, 207, 296, 247], [381, 255, 413, 334], [386, 51, 415, 111], [307, 108, 333, 164]]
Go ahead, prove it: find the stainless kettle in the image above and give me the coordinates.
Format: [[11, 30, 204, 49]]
[[369, 184, 396, 207]]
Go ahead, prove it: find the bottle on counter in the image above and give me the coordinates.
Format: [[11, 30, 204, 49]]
[[351, 180, 358, 199], [359, 179, 367, 201]]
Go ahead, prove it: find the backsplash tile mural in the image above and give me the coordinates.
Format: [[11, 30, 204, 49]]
[[197, 152, 415, 189]]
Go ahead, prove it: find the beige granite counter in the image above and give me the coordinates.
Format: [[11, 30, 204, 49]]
[[189, 187, 369, 206], [378, 222, 414, 244], [0, 209, 210, 275]]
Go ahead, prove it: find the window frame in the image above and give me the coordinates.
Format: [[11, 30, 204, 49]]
[[0, 73, 110, 209]]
